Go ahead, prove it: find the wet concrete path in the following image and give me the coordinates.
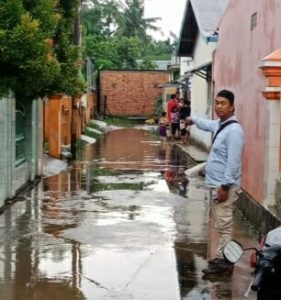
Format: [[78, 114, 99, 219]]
[[0, 128, 258, 299]]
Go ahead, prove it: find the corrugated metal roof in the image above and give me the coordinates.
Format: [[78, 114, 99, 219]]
[[177, 0, 229, 56], [190, 0, 229, 36]]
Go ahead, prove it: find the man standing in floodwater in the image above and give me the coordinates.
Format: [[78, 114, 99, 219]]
[[167, 94, 178, 123], [186, 89, 244, 275]]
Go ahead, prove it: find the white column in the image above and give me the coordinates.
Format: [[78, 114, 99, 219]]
[[264, 98, 281, 206]]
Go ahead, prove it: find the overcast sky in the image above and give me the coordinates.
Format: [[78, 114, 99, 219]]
[[144, 0, 187, 40]]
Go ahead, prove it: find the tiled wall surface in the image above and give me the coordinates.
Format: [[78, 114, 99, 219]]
[[0, 94, 41, 208], [0, 96, 11, 206]]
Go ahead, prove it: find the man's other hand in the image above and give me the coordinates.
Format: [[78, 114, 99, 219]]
[[217, 187, 229, 203]]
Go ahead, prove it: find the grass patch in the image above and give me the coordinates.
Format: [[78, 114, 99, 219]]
[[103, 116, 136, 127], [89, 167, 121, 177], [87, 122, 104, 131], [90, 182, 144, 192], [76, 140, 87, 159], [84, 128, 101, 139], [76, 140, 85, 150]]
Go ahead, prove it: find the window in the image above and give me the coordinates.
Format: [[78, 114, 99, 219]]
[[251, 12, 257, 30]]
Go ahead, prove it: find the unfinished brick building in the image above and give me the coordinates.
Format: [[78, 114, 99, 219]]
[[99, 70, 170, 117]]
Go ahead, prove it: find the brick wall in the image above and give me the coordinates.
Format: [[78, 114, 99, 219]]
[[100, 70, 169, 117]]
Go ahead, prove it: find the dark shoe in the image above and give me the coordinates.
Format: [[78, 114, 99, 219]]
[[208, 258, 225, 265], [202, 260, 234, 275]]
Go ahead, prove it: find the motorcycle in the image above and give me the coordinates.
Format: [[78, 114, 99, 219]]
[[223, 226, 281, 300]]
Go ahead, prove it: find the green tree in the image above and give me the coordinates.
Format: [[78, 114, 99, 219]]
[[0, 0, 59, 99], [82, 0, 119, 37], [138, 57, 157, 70], [115, 0, 160, 42], [144, 39, 174, 60], [49, 1, 85, 96], [85, 35, 143, 69], [0, 0, 84, 101], [81, 0, 175, 73]]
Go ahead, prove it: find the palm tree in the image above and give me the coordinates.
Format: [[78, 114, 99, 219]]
[[82, 0, 120, 37], [115, 0, 160, 42]]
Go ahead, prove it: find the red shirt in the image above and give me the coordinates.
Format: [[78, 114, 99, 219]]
[[167, 99, 177, 121]]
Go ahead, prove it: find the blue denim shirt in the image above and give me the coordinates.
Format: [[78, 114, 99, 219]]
[[192, 115, 244, 188]]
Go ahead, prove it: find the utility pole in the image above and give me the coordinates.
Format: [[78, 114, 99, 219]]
[[73, 0, 82, 46], [71, 0, 82, 159]]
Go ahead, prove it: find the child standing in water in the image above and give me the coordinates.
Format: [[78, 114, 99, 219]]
[[179, 99, 191, 144], [158, 111, 169, 142]]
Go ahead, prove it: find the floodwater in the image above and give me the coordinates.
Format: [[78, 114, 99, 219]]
[[0, 128, 258, 300]]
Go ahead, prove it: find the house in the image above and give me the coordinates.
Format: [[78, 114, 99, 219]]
[[0, 93, 42, 208], [177, 0, 229, 149], [213, 0, 281, 214]]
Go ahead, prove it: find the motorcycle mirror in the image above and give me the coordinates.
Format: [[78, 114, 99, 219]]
[[223, 240, 244, 263]]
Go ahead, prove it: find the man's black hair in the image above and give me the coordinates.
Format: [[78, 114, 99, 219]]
[[217, 89, 235, 105]]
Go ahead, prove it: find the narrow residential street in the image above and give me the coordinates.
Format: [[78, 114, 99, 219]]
[[0, 128, 258, 300]]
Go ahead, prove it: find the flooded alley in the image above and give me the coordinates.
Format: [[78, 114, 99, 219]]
[[0, 128, 258, 300]]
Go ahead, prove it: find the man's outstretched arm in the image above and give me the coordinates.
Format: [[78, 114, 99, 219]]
[[186, 116, 218, 133]]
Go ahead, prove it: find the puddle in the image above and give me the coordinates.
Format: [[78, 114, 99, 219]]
[[0, 128, 257, 299]]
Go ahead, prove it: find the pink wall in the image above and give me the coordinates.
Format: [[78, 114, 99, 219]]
[[214, 0, 281, 202]]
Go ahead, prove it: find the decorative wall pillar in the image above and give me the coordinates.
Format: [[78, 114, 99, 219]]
[[260, 49, 281, 206], [261, 49, 281, 98]]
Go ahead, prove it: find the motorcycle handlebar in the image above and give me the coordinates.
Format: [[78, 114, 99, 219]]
[[251, 269, 264, 291]]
